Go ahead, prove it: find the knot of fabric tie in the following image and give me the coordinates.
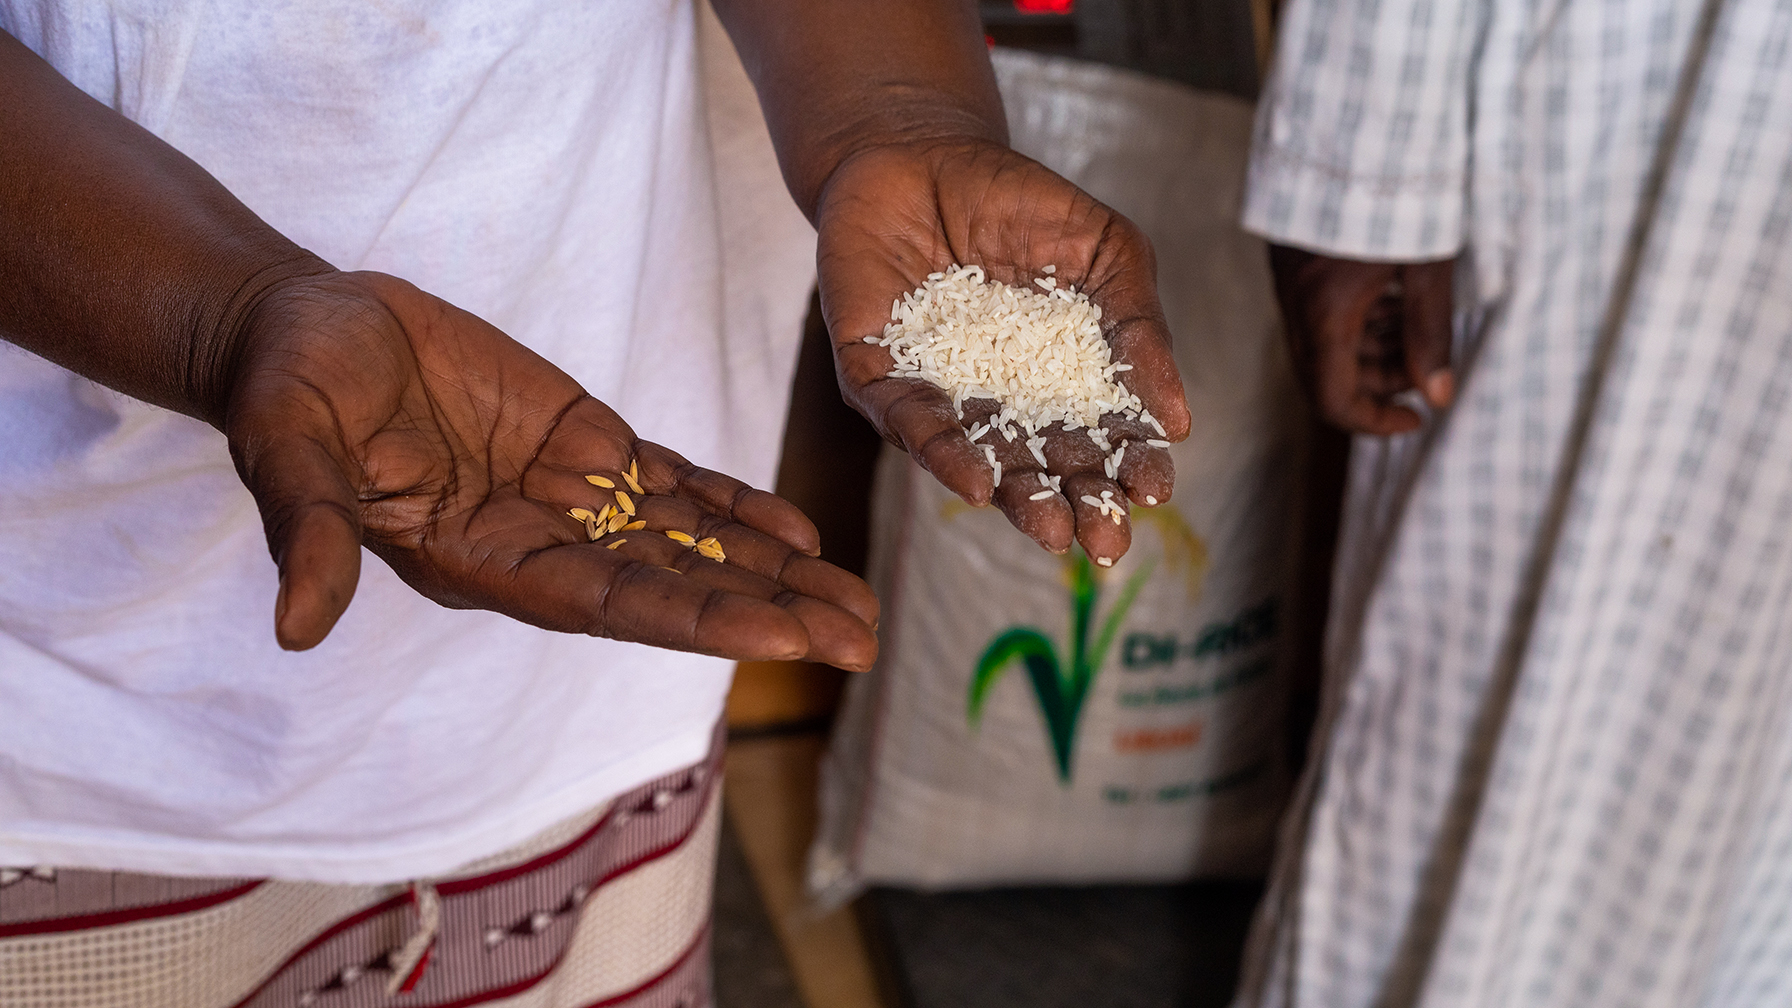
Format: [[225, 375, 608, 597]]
[[385, 880, 442, 997]]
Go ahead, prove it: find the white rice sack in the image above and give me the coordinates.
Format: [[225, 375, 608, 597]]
[[809, 50, 1305, 897]]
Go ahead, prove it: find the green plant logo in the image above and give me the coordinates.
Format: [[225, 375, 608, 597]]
[[966, 507, 1208, 782]]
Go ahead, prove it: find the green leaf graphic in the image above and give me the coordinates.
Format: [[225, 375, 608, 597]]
[[1090, 560, 1156, 681], [969, 551, 1157, 782], [970, 627, 1061, 725], [963, 503, 1206, 783]]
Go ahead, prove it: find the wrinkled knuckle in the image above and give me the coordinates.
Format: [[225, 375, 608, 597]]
[[773, 548, 802, 585], [914, 425, 967, 467]]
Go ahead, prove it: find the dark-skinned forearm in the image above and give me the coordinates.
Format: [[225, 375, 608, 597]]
[[708, 0, 1006, 220], [0, 29, 330, 428]]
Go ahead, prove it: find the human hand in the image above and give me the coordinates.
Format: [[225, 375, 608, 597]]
[[814, 138, 1192, 564], [1268, 244, 1457, 435], [224, 271, 879, 667]]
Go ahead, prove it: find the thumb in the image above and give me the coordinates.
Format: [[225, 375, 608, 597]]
[[236, 431, 364, 651], [1401, 258, 1457, 408]]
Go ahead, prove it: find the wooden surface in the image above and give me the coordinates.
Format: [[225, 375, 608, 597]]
[[1251, 0, 1276, 75], [726, 662, 849, 731], [724, 734, 887, 1008]]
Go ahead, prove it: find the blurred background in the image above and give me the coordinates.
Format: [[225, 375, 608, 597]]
[[710, 2, 1349, 1005]]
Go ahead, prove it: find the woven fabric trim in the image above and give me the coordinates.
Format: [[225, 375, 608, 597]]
[[0, 724, 724, 1008], [0, 880, 265, 938]]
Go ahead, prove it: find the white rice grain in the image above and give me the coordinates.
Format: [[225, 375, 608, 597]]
[[879, 264, 1144, 437]]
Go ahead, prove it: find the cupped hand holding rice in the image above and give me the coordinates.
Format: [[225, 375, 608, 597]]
[[814, 139, 1191, 564]]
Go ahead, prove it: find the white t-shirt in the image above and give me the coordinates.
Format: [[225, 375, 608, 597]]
[[0, 0, 815, 883]]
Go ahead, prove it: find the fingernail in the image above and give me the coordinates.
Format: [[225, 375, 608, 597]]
[[1425, 370, 1455, 407], [1144, 495, 1158, 506], [1096, 557, 1114, 567]]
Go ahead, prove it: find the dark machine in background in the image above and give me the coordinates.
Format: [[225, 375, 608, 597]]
[[979, 0, 1260, 99]]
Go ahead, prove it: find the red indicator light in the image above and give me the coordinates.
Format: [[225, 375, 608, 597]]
[[1013, 0, 1074, 12]]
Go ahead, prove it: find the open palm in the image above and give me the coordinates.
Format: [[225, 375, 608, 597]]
[[225, 271, 878, 667], [816, 139, 1192, 565]]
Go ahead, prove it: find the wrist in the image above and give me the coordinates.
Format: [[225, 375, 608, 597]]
[[190, 249, 338, 428], [791, 93, 1006, 221], [802, 116, 1003, 225]]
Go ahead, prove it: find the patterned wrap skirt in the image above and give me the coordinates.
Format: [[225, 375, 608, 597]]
[[0, 725, 725, 1008]]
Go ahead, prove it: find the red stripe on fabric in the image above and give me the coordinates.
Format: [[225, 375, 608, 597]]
[[0, 880, 265, 939], [434, 811, 624, 897], [575, 922, 709, 1008], [437, 751, 719, 898], [400, 941, 435, 993], [213, 890, 413, 1008], [406, 913, 709, 1008], [222, 774, 718, 1008]]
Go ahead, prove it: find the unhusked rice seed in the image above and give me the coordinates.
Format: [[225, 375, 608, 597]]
[[666, 530, 696, 545], [586, 475, 615, 489], [567, 508, 596, 522], [614, 491, 635, 516], [606, 511, 628, 534], [622, 520, 646, 531], [1028, 489, 1055, 501], [597, 504, 616, 525], [622, 469, 644, 495], [606, 539, 627, 549]]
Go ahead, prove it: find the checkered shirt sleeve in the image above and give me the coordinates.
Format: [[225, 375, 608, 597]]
[[1243, 0, 1483, 261]]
